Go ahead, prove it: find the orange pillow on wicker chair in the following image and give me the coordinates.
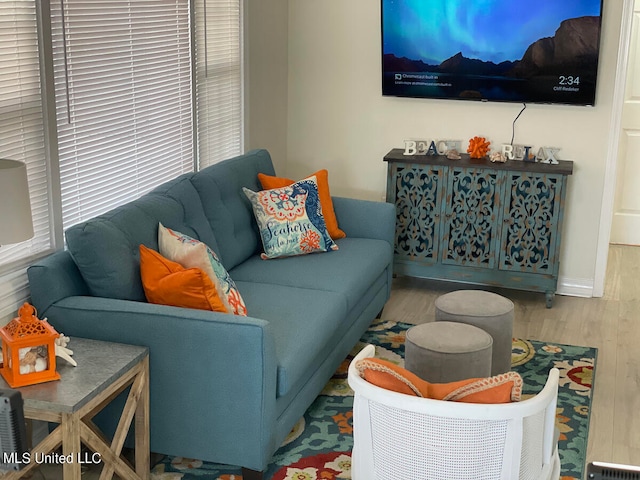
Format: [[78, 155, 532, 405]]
[[139, 245, 228, 313], [258, 170, 346, 240], [356, 357, 431, 397], [355, 358, 522, 403], [429, 373, 523, 403]]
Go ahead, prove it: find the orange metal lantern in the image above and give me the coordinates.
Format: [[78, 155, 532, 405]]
[[0, 303, 60, 388]]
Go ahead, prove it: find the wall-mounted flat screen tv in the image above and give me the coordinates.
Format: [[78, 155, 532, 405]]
[[381, 0, 604, 106]]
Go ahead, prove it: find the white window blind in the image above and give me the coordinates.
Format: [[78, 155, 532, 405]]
[[0, 0, 53, 319], [0, 0, 242, 323], [195, 0, 243, 169], [0, 1, 52, 266], [51, 0, 195, 229]]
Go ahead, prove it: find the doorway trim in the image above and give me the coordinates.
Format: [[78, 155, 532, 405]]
[[594, 0, 635, 297]]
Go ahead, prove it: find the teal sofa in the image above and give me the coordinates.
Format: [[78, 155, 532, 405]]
[[27, 149, 395, 478]]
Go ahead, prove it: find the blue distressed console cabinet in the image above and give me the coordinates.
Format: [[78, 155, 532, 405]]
[[384, 148, 573, 307]]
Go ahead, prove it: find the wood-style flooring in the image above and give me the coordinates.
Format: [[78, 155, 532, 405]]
[[32, 245, 640, 478], [381, 244, 640, 467]]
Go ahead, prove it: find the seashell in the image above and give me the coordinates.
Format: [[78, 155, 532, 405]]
[[446, 149, 461, 160], [35, 357, 47, 372], [490, 151, 507, 163], [19, 364, 35, 374]]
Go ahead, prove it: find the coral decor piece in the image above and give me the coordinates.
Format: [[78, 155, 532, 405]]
[[467, 136, 491, 159], [55, 333, 77, 366]]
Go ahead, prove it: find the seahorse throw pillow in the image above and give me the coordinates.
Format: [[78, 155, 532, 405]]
[[243, 175, 339, 259]]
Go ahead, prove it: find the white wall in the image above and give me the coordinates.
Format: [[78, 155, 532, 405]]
[[281, 0, 625, 296], [245, 0, 289, 173]]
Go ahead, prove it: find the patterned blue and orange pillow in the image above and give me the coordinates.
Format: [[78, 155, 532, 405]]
[[243, 175, 339, 259], [158, 223, 248, 316]]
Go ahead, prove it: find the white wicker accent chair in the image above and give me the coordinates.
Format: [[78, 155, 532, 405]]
[[347, 344, 561, 480]]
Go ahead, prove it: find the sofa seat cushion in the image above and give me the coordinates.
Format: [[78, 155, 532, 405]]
[[235, 281, 348, 397], [229, 238, 392, 312]]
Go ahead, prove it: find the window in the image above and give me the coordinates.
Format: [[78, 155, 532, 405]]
[[194, 0, 243, 169], [0, 1, 53, 319], [51, 0, 195, 229], [0, 0, 243, 322]]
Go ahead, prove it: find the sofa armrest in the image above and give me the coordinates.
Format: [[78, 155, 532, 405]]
[[332, 196, 395, 247], [44, 296, 277, 470], [28, 250, 91, 314]]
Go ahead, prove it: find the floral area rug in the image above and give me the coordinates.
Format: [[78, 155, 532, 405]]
[[151, 318, 597, 480]]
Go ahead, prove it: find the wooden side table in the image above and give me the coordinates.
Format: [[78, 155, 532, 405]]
[[1, 338, 149, 480]]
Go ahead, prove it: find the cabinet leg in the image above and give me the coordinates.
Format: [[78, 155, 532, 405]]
[[545, 291, 554, 308]]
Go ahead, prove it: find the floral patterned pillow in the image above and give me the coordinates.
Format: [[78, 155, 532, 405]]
[[158, 223, 248, 316], [243, 175, 339, 259]]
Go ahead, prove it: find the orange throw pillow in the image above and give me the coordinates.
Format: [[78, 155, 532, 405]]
[[355, 358, 522, 404], [139, 245, 228, 313], [431, 374, 523, 403], [258, 170, 346, 240], [356, 357, 431, 397]]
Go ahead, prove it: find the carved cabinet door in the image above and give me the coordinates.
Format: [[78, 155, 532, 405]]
[[499, 172, 563, 274], [441, 167, 503, 268], [390, 163, 444, 263]]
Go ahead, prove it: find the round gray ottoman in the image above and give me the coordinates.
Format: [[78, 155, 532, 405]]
[[435, 290, 514, 376], [404, 321, 493, 383]]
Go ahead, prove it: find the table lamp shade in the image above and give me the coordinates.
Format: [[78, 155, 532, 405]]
[[0, 159, 34, 245]]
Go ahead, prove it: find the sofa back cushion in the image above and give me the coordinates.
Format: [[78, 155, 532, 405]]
[[65, 176, 217, 301], [190, 149, 276, 270]]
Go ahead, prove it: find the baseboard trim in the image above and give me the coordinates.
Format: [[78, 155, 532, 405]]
[[557, 277, 594, 298]]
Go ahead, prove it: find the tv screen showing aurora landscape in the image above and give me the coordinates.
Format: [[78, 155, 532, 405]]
[[381, 0, 603, 105]]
